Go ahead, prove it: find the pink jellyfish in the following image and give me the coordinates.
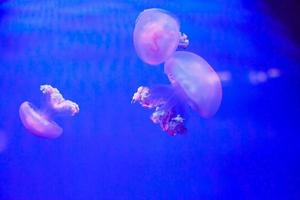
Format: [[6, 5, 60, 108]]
[[19, 85, 79, 139], [132, 51, 222, 136], [133, 8, 189, 65]]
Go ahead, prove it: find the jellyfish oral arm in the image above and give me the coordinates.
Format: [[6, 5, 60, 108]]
[[132, 86, 187, 136], [151, 107, 186, 136], [132, 86, 158, 108], [132, 86, 167, 108], [132, 86, 172, 108], [40, 85, 79, 116], [132, 86, 149, 104], [178, 32, 189, 49], [53, 100, 80, 116]]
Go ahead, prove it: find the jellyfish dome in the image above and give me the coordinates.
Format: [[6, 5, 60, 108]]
[[19, 85, 79, 139], [19, 102, 63, 139], [133, 8, 189, 65], [164, 51, 222, 118]]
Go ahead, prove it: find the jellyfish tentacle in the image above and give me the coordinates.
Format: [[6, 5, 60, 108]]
[[132, 86, 151, 107], [152, 92, 187, 136], [132, 85, 187, 136], [54, 100, 80, 116], [132, 85, 176, 108], [40, 84, 79, 116], [132, 86, 164, 108], [151, 106, 186, 136], [178, 32, 189, 49], [40, 84, 64, 106]]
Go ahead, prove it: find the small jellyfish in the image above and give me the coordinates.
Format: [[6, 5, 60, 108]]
[[133, 8, 189, 65], [132, 51, 222, 136], [19, 85, 79, 139]]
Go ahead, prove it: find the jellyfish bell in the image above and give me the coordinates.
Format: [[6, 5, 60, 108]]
[[19, 101, 63, 139], [134, 8, 180, 65], [164, 51, 222, 118], [133, 8, 189, 65], [19, 85, 79, 139]]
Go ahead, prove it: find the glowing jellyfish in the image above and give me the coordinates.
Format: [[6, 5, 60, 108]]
[[164, 51, 222, 118], [133, 8, 189, 65], [132, 51, 222, 136], [19, 85, 79, 139]]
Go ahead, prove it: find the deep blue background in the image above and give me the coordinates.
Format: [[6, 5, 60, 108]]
[[0, 0, 299, 199]]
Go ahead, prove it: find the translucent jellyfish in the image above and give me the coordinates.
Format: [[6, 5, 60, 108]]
[[19, 85, 79, 139], [133, 8, 189, 65], [164, 51, 222, 118], [132, 51, 222, 136]]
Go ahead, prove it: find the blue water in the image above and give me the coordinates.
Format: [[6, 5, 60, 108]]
[[0, 0, 299, 199]]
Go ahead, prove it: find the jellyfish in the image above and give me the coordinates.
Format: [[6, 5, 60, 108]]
[[133, 8, 189, 65], [19, 85, 79, 139], [132, 51, 222, 136]]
